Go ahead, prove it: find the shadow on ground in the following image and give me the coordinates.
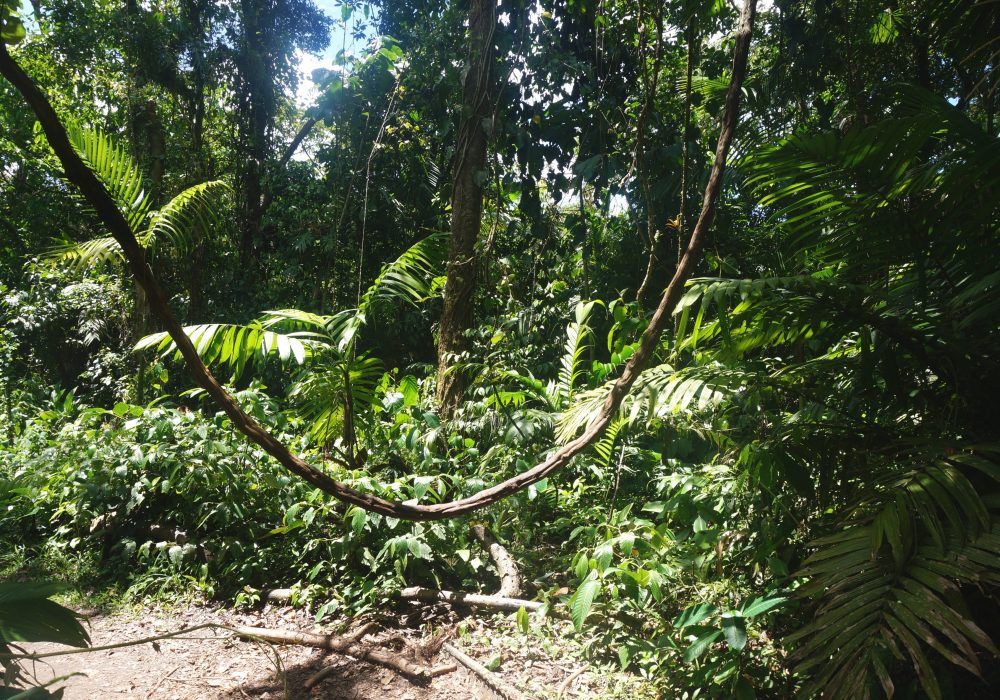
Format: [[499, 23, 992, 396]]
[[215, 649, 494, 700]]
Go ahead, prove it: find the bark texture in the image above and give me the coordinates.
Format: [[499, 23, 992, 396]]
[[0, 0, 756, 522], [471, 523, 521, 597], [435, 0, 496, 419]]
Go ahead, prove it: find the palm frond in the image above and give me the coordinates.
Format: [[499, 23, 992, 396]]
[[289, 354, 386, 445], [593, 416, 628, 471], [135, 322, 319, 379], [66, 123, 151, 233], [326, 232, 448, 353], [557, 363, 742, 443], [44, 236, 123, 271], [359, 231, 448, 312], [747, 86, 1000, 274], [143, 180, 229, 255], [556, 301, 597, 406], [789, 451, 1000, 699]]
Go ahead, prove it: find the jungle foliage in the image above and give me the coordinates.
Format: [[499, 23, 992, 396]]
[[2, 0, 1000, 697]]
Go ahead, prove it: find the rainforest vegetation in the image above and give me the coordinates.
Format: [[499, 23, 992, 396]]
[[2, 0, 1000, 697]]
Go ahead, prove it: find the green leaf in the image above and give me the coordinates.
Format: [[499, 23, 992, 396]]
[[1, 14, 25, 44], [721, 614, 748, 651], [741, 595, 786, 619], [618, 645, 631, 669], [407, 538, 432, 560], [516, 606, 530, 634], [674, 603, 717, 629], [684, 629, 722, 662], [0, 583, 89, 647], [569, 576, 601, 632], [350, 507, 367, 536]]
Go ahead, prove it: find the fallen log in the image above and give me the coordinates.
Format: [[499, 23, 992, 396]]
[[470, 524, 521, 597], [233, 623, 430, 682], [399, 587, 543, 613], [264, 588, 293, 603], [442, 643, 529, 700], [400, 525, 542, 614]]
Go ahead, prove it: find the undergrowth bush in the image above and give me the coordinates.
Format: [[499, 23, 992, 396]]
[[0, 384, 487, 617]]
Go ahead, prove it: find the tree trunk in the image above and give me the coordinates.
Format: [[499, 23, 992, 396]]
[[237, 0, 272, 267], [633, 0, 666, 310], [435, 0, 496, 419]]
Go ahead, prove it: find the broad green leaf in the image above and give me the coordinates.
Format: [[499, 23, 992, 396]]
[[721, 614, 748, 651], [516, 606, 530, 634], [569, 577, 601, 632], [0, 583, 89, 648], [741, 595, 786, 618], [674, 602, 717, 629], [684, 629, 722, 662]]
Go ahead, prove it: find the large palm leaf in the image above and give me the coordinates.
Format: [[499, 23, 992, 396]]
[[135, 233, 446, 445], [789, 451, 1000, 700], [47, 126, 228, 269]]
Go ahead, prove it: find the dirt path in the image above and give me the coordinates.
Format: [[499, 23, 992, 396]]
[[18, 605, 509, 699]]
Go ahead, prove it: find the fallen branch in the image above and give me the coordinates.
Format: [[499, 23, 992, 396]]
[[557, 666, 587, 699], [303, 663, 340, 691], [235, 621, 375, 648], [399, 587, 542, 613], [304, 660, 457, 690], [442, 643, 529, 700], [145, 665, 181, 699], [399, 524, 538, 613], [233, 624, 430, 683], [471, 524, 521, 597], [431, 663, 458, 676]]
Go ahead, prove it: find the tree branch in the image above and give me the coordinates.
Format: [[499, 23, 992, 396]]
[[258, 115, 319, 218]]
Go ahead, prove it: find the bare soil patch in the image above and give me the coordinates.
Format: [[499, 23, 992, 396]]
[[18, 604, 509, 699]]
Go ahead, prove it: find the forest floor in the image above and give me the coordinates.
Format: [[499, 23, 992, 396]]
[[17, 600, 655, 699]]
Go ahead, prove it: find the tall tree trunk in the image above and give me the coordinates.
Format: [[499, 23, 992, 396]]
[[237, 0, 272, 267], [677, 18, 696, 272], [633, 0, 666, 310], [187, 0, 209, 176], [435, 0, 496, 419]]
